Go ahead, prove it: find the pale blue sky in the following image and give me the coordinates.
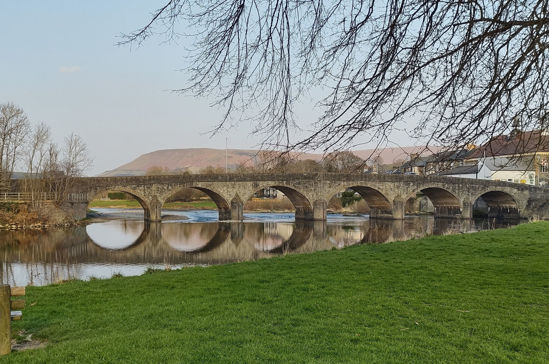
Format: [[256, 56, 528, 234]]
[[0, 1, 410, 175], [0, 1, 261, 175]]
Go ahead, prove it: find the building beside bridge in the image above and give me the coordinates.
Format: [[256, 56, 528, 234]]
[[464, 129, 549, 186], [400, 149, 471, 176], [439, 157, 537, 185], [400, 129, 549, 186]]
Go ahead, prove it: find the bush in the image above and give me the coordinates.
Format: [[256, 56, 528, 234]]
[[244, 197, 294, 211], [165, 189, 207, 203], [107, 192, 132, 200]]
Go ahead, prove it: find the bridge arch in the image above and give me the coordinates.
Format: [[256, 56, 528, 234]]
[[160, 185, 231, 221], [243, 184, 313, 220], [471, 190, 520, 219], [405, 186, 461, 218], [87, 188, 152, 220], [324, 184, 393, 217]]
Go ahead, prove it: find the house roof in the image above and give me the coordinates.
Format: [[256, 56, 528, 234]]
[[401, 156, 430, 168], [437, 164, 479, 176], [468, 129, 549, 159]]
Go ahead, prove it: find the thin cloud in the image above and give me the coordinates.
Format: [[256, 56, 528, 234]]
[[59, 65, 82, 73]]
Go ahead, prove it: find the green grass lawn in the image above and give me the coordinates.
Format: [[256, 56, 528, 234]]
[[89, 199, 217, 210], [4, 222, 549, 363]]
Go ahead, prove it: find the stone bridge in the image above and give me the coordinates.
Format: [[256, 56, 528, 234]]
[[61, 173, 549, 221]]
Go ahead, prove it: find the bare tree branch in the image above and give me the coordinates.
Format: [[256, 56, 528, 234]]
[[122, 0, 549, 156]]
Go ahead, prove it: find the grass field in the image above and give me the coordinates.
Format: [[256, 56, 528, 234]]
[[89, 198, 296, 212], [89, 199, 218, 210], [4, 222, 549, 363]]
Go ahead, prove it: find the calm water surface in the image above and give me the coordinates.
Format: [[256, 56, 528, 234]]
[[0, 208, 520, 286]]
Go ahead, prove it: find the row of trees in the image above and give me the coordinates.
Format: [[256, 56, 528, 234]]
[[0, 102, 91, 202], [144, 150, 386, 177], [250, 151, 384, 174], [236, 151, 370, 174]]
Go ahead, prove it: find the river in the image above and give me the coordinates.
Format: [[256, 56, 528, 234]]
[[0, 208, 520, 286]]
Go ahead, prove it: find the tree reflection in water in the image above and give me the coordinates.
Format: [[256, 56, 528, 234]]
[[0, 216, 521, 286]]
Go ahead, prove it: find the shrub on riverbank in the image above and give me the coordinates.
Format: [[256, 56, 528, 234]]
[[88, 199, 219, 210], [0, 202, 19, 224], [90, 198, 297, 212], [243, 197, 294, 212], [328, 197, 370, 214], [6, 222, 549, 363], [0, 202, 43, 227]]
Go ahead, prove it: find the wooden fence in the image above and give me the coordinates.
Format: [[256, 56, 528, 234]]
[[0, 285, 26, 355]]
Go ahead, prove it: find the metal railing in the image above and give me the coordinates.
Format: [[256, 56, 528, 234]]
[[0, 192, 88, 202]]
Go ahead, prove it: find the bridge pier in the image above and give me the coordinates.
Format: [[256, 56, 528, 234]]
[[293, 200, 327, 221], [391, 199, 405, 220], [230, 197, 244, 221], [313, 200, 327, 221], [461, 200, 473, 219], [146, 196, 162, 222], [219, 196, 244, 221]]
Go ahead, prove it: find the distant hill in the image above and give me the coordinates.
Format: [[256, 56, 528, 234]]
[[99, 146, 440, 177]]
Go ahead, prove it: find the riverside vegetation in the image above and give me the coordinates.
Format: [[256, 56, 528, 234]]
[[89, 197, 297, 213], [2, 221, 548, 362], [89, 195, 367, 214]]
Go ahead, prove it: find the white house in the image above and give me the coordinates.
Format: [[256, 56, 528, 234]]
[[437, 156, 536, 185], [465, 129, 549, 185], [477, 157, 536, 185]]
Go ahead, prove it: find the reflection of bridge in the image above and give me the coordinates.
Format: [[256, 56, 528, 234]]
[[0, 218, 516, 286], [0, 219, 473, 268], [86, 221, 317, 256], [62, 174, 549, 221]]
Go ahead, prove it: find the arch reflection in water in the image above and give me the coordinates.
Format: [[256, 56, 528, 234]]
[[247, 222, 314, 253], [86, 220, 146, 250], [162, 222, 230, 253], [251, 222, 294, 251], [0, 215, 523, 286]]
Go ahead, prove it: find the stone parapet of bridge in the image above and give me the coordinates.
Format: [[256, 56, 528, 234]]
[[62, 173, 549, 221]]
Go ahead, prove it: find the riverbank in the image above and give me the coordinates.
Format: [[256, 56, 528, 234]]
[[6, 222, 549, 362], [89, 199, 297, 213], [0, 202, 80, 230], [89, 198, 363, 214], [89, 199, 218, 210]]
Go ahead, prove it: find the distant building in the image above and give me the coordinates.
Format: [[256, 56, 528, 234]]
[[437, 164, 479, 179], [478, 157, 536, 185], [438, 157, 536, 185], [397, 128, 549, 185], [400, 149, 470, 176], [465, 129, 549, 185]]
